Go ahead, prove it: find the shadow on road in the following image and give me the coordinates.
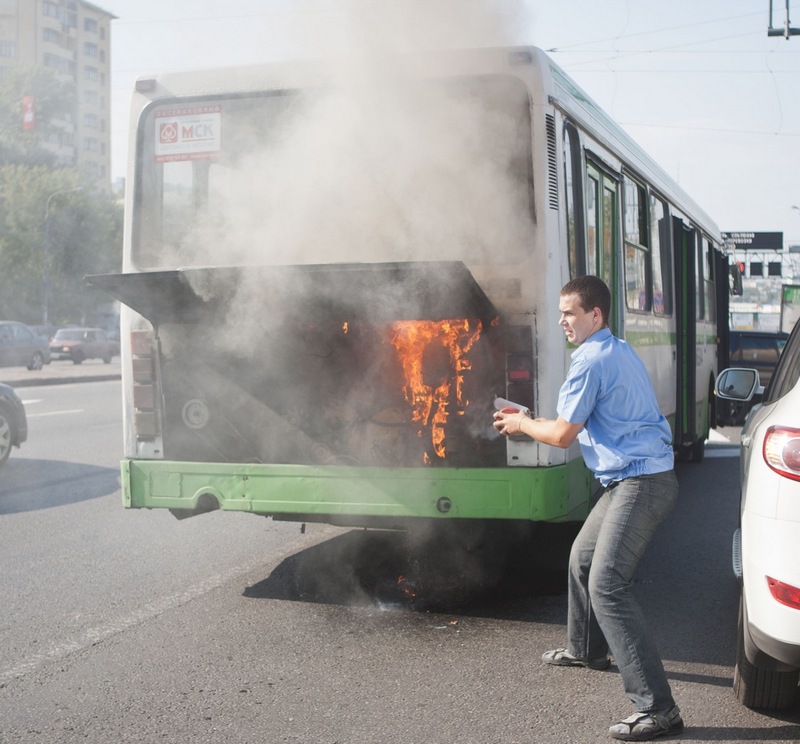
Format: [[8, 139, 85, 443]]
[[0, 458, 119, 514], [244, 521, 581, 620], [243, 456, 766, 668]]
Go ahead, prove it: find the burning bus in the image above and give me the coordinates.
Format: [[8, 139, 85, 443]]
[[90, 46, 726, 532]]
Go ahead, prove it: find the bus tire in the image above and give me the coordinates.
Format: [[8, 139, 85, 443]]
[[688, 437, 704, 463], [676, 436, 704, 463], [683, 385, 712, 463]]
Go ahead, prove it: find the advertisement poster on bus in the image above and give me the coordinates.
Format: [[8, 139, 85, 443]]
[[154, 105, 221, 163]]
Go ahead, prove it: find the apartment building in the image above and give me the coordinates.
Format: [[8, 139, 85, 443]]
[[0, 0, 114, 186]]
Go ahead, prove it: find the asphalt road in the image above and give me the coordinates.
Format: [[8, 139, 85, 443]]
[[0, 373, 798, 743]]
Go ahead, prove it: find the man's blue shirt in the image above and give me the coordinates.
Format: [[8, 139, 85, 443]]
[[556, 327, 674, 486]]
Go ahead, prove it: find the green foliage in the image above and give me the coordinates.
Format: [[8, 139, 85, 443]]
[[0, 165, 122, 325], [0, 65, 121, 326]]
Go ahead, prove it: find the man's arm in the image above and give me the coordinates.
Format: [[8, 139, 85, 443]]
[[492, 410, 583, 448]]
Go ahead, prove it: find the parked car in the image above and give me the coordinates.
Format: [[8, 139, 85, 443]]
[[715, 317, 800, 709], [0, 382, 27, 467], [30, 324, 59, 342], [49, 327, 118, 364], [718, 330, 790, 426], [0, 321, 51, 370]]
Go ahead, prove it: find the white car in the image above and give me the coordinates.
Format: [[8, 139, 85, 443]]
[[716, 318, 800, 709]]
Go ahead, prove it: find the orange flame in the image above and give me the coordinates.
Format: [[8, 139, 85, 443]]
[[390, 318, 482, 461], [396, 575, 417, 599]]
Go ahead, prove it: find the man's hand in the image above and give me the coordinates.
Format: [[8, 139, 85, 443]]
[[492, 409, 584, 448], [493, 407, 530, 437]]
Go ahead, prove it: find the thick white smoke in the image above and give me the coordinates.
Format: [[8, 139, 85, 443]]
[[155, 2, 538, 366]]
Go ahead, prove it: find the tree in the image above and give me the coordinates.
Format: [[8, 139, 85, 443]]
[[0, 65, 121, 327], [0, 165, 122, 325], [48, 182, 123, 325]]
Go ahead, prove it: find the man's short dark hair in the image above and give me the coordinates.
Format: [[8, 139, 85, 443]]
[[561, 276, 611, 325]]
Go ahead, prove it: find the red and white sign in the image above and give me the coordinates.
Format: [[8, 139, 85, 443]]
[[154, 105, 221, 162], [22, 96, 35, 131]]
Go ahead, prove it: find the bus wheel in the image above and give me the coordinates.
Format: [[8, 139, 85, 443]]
[[688, 437, 705, 463], [676, 435, 704, 463], [685, 387, 713, 463]]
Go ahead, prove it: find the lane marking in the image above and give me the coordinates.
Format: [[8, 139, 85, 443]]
[[0, 528, 332, 687], [0, 558, 268, 686]]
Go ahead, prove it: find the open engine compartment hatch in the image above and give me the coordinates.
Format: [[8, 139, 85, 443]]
[[87, 261, 499, 327], [88, 260, 508, 469]]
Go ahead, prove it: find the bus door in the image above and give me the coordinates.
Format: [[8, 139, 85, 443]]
[[586, 163, 619, 332], [714, 248, 731, 374], [673, 218, 697, 451]]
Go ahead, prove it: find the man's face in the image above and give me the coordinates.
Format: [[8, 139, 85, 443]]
[[559, 292, 602, 346]]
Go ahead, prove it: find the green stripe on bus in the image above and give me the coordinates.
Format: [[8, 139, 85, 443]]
[[623, 330, 718, 347]]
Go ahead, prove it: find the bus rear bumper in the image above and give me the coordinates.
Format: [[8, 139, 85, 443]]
[[120, 459, 591, 525]]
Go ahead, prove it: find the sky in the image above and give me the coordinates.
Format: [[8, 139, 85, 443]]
[[97, 0, 800, 245]]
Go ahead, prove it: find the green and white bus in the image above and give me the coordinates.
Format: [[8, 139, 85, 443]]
[[92, 46, 729, 532]]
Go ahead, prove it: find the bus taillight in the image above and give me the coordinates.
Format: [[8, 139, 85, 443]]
[[130, 329, 161, 441], [506, 328, 534, 412], [507, 355, 532, 381]]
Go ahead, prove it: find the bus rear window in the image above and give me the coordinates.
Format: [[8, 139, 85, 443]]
[[134, 76, 535, 269]]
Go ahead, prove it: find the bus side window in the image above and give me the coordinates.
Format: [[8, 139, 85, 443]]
[[601, 180, 615, 291], [585, 162, 617, 289], [704, 237, 716, 323], [563, 122, 585, 278], [586, 172, 598, 277], [695, 232, 705, 320], [623, 174, 651, 311], [650, 195, 673, 315]]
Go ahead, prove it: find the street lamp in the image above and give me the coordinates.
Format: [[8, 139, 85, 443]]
[[43, 186, 83, 326]]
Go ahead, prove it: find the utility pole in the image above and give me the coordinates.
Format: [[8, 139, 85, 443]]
[[43, 186, 83, 326], [768, 0, 800, 38]]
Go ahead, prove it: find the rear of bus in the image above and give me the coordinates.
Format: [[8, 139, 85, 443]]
[[92, 47, 592, 529]]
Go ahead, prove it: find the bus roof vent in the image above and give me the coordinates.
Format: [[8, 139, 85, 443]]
[[546, 114, 559, 211]]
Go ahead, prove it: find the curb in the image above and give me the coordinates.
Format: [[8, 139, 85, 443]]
[[3, 374, 121, 388]]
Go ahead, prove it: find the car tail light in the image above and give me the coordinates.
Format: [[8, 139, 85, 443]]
[[130, 328, 162, 441], [767, 576, 800, 610], [763, 426, 800, 482]]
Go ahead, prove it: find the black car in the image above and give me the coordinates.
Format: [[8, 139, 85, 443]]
[[729, 330, 789, 385], [0, 321, 52, 370], [717, 330, 789, 426], [0, 382, 27, 467]]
